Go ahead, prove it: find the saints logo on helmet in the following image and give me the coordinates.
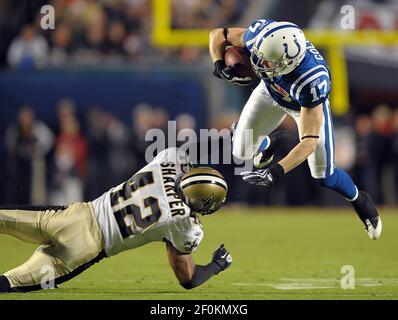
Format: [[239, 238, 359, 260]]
[[179, 167, 228, 215]]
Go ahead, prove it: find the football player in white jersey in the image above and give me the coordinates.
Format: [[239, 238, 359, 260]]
[[0, 147, 232, 293], [209, 19, 382, 240]]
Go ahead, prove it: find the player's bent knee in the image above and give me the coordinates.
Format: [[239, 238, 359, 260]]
[[232, 143, 253, 161]]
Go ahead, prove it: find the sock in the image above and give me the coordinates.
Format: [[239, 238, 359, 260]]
[[319, 167, 358, 201], [256, 130, 290, 154], [352, 192, 378, 221], [0, 275, 11, 293]]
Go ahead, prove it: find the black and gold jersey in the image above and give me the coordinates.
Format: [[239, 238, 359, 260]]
[[91, 148, 204, 257]]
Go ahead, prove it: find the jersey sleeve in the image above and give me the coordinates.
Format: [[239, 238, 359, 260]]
[[297, 72, 331, 108], [165, 218, 204, 254], [243, 18, 274, 52]]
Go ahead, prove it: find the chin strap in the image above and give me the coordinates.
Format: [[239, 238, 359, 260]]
[[175, 175, 188, 205]]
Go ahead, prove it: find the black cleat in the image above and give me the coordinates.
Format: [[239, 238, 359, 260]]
[[352, 191, 382, 240]]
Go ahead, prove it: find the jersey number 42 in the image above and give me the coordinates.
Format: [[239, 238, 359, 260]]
[[110, 171, 161, 238]]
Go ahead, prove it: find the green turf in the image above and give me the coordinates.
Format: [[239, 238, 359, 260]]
[[1, 207, 398, 300]]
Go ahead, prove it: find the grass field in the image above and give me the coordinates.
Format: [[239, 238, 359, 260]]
[[1, 207, 398, 300]]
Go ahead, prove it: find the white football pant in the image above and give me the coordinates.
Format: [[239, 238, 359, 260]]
[[232, 81, 335, 179]]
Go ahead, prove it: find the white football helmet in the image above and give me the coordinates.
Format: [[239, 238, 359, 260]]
[[250, 21, 307, 78]]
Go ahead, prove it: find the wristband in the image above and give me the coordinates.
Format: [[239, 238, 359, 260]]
[[214, 59, 225, 70], [268, 163, 284, 179]]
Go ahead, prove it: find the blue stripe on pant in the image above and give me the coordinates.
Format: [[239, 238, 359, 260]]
[[323, 100, 334, 177], [320, 100, 358, 200]]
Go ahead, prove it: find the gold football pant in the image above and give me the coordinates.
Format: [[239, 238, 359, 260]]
[[0, 202, 105, 292]]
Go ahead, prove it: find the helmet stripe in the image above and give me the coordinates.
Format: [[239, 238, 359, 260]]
[[181, 180, 228, 191], [256, 23, 300, 50], [180, 175, 227, 190], [181, 172, 223, 182]]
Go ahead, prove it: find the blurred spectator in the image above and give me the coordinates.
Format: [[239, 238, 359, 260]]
[[106, 21, 127, 57], [171, 0, 241, 29], [131, 103, 155, 140], [48, 22, 73, 65], [83, 20, 106, 51], [353, 114, 374, 195], [5, 106, 54, 204], [369, 104, 393, 204], [334, 123, 356, 171], [50, 114, 87, 204], [176, 113, 197, 160], [86, 108, 138, 199], [107, 113, 137, 185], [55, 97, 78, 133], [7, 24, 49, 69], [176, 113, 197, 132], [131, 103, 156, 168], [86, 107, 111, 199], [57, 97, 76, 116], [153, 107, 169, 132], [0, 0, 47, 67], [2, 0, 250, 67]]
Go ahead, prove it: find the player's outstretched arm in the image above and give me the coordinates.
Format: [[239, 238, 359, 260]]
[[242, 104, 323, 187], [278, 104, 323, 173], [165, 241, 232, 290]]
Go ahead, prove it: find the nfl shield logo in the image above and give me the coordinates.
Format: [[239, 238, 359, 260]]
[[272, 83, 289, 97]]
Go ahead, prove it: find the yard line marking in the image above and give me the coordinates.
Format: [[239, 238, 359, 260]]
[[231, 278, 398, 290], [20, 292, 398, 298], [102, 279, 172, 283]]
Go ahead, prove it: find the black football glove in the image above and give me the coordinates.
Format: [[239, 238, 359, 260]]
[[212, 244, 232, 273], [213, 60, 253, 86], [241, 163, 284, 188]]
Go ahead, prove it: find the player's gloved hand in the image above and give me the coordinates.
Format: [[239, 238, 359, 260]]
[[241, 163, 284, 188], [212, 244, 232, 273], [213, 60, 253, 86]]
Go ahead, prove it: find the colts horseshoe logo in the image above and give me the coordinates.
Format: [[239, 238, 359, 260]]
[[283, 38, 301, 59]]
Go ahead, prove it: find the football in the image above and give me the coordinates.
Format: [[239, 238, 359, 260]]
[[224, 46, 257, 79]]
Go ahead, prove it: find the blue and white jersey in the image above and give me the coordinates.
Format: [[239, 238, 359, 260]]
[[243, 19, 331, 111]]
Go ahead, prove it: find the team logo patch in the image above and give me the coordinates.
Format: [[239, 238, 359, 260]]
[[184, 238, 199, 252], [194, 231, 202, 237], [310, 78, 321, 88], [200, 194, 215, 211], [271, 83, 289, 97]]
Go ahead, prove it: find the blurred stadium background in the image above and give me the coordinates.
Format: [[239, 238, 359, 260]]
[[0, 0, 398, 209]]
